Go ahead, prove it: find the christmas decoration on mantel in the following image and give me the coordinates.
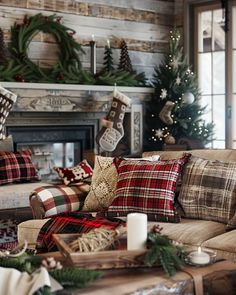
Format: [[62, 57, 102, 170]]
[[97, 39, 147, 86], [0, 14, 146, 86], [146, 29, 214, 150]]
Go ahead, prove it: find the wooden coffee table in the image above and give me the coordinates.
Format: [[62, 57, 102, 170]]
[[40, 252, 236, 295]]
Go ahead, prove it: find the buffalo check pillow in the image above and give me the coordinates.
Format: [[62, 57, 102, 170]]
[[54, 159, 93, 185], [30, 183, 90, 218], [0, 150, 39, 185], [178, 156, 236, 229], [103, 154, 190, 222]]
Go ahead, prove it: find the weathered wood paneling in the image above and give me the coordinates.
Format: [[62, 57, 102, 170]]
[[0, 0, 177, 81]]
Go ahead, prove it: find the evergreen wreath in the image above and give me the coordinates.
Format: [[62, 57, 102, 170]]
[[8, 13, 85, 83]]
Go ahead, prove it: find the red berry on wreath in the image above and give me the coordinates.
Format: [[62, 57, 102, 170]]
[[15, 74, 25, 82], [57, 73, 64, 81]]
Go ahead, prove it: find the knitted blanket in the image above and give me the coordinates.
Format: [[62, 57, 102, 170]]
[[36, 212, 125, 253]]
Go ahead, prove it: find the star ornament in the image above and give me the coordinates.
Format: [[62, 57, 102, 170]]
[[155, 128, 164, 138], [170, 57, 180, 69], [160, 88, 167, 100], [176, 76, 181, 85]]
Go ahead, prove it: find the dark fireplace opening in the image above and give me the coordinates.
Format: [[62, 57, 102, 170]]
[[7, 125, 95, 181]]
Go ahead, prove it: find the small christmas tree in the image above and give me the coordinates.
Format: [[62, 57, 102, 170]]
[[0, 27, 8, 65], [118, 40, 133, 72], [145, 29, 214, 150], [102, 43, 114, 72]]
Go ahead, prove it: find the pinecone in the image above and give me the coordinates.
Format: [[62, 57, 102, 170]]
[[0, 28, 8, 65], [118, 40, 133, 72]]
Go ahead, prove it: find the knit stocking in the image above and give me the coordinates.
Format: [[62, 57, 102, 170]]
[[0, 85, 17, 140], [96, 89, 131, 152], [159, 100, 175, 125]]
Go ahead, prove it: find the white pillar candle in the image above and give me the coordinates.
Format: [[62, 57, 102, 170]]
[[127, 213, 147, 250], [189, 247, 210, 265]]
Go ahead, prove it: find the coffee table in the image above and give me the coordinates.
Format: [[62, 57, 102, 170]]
[[40, 252, 236, 295]]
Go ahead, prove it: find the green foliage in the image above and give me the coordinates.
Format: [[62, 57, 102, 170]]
[[0, 253, 101, 293], [49, 267, 101, 289], [102, 46, 114, 72], [144, 228, 185, 277], [146, 29, 214, 149], [1, 13, 84, 83], [0, 13, 147, 86]]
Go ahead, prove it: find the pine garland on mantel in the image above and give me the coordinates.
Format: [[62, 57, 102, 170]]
[[0, 13, 147, 86]]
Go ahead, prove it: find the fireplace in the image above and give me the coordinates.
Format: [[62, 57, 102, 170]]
[[7, 124, 95, 180], [4, 82, 153, 180]]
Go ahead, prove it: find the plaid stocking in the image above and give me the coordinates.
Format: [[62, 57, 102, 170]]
[[0, 85, 17, 140], [96, 89, 131, 152]]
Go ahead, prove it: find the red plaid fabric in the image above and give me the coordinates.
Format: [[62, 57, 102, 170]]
[[30, 183, 90, 218], [0, 150, 39, 185], [104, 155, 191, 222], [54, 159, 93, 185], [36, 212, 125, 252]]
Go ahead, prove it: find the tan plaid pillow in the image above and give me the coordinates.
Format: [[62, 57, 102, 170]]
[[178, 156, 236, 228]]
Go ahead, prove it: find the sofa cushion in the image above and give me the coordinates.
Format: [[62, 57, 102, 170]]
[[0, 135, 13, 151], [103, 155, 190, 222], [29, 183, 90, 218], [0, 150, 39, 185], [149, 218, 226, 247], [143, 149, 236, 162], [83, 155, 161, 212], [202, 230, 236, 262], [0, 182, 49, 210], [178, 156, 236, 228], [54, 159, 93, 185], [82, 156, 118, 212], [17, 219, 49, 249]]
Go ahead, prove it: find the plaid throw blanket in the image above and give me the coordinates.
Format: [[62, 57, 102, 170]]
[[36, 212, 125, 253]]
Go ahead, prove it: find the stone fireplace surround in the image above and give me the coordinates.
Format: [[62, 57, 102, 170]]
[[3, 82, 153, 172]]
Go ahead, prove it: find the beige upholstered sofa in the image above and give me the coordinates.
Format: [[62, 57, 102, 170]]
[[18, 149, 236, 261]]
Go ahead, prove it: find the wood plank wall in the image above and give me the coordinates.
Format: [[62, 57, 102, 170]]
[[0, 0, 177, 81]]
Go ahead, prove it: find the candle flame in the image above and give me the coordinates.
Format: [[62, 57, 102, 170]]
[[198, 247, 201, 253]]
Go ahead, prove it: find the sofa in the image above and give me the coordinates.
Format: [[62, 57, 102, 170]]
[[17, 149, 236, 261]]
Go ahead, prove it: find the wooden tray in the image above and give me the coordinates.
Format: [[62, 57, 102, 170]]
[[53, 233, 155, 270]]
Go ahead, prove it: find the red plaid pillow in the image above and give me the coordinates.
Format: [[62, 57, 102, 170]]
[[104, 155, 191, 222], [0, 150, 39, 185], [54, 159, 93, 185]]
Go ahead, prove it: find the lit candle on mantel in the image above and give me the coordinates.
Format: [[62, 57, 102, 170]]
[[107, 39, 110, 48], [90, 34, 96, 75], [127, 213, 147, 250], [189, 247, 210, 265]]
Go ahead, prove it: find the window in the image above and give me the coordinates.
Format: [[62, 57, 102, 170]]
[[191, 1, 236, 148]]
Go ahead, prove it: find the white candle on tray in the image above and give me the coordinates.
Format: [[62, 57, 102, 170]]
[[127, 213, 147, 250], [189, 247, 210, 265]]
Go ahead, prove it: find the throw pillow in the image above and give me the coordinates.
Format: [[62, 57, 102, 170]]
[[30, 183, 91, 218], [0, 135, 14, 152], [178, 156, 236, 228], [102, 155, 190, 222], [54, 159, 93, 185], [82, 155, 161, 212], [0, 150, 39, 185]]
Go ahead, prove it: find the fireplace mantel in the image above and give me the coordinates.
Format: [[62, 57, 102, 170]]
[[3, 82, 154, 155]]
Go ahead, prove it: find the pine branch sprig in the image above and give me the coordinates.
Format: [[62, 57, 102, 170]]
[[144, 226, 184, 276]]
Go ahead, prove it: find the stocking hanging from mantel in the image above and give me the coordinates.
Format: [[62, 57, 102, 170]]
[[96, 89, 131, 152], [0, 85, 17, 140]]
